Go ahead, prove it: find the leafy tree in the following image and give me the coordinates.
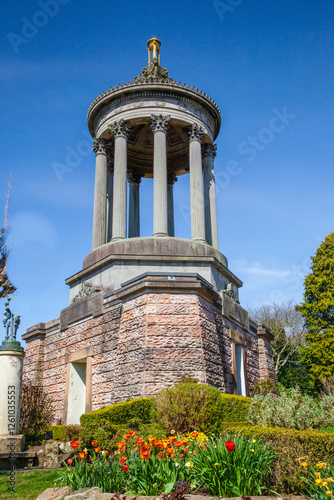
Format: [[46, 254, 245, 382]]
[[250, 301, 317, 394], [296, 232, 334, 381], [0, 179, 16, 299], [250, 301, 304, 375]]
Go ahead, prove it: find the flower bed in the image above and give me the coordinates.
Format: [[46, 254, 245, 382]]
[[55, 431, 276, 498]]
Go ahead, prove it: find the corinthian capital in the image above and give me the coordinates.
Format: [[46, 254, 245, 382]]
[[188, 123, 204, 142], [92, 138, 112, 156], [202, 143, 217, 159], [112, 119, 131, 138], [127, 169, 142, 184], [167, 172, 178, 186], [150, 114, 171, 133]]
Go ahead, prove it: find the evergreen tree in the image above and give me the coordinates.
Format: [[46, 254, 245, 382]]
[[296, 233, 334, 381]]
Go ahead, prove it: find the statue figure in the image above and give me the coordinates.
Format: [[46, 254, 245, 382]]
[[3, 298, 12, 339]]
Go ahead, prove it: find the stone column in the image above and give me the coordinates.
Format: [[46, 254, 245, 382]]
[[167, 172, 177, 237], [188, 124, 206, 243], [92, 138, 111, 250], [128, 170, 141, 238], [106, 161, 114, 242], [150, 114, 170, 237], [112, 119, 130, 240], [203, 144, 219, 249]]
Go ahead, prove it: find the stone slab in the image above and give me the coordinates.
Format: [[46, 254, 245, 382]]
[[36, 487, 71, 500], [0, 434, 25, 453]]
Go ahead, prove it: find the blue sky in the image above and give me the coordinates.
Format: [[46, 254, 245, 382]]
[[0, 0, 333, 340]]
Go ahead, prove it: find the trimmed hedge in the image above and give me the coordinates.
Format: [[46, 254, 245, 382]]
[[80, 393, 250, 430], [222, 423, 334, 494], [46, 424, 82, 441], [221, 394, 250, 422], [80, 397, 155, 428]]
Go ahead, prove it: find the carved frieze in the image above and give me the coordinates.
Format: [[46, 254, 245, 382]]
[[71, 282, 101, 303]]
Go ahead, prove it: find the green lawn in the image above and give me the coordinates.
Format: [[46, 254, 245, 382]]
[[0, 469, 61, 500]]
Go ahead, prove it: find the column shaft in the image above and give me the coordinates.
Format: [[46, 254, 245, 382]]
[[128, 171, 141, 238], [151, 115, 170, 237], [92, 140, 109, 250], [106, 165, 113, 242], [189, 124, 206, 243], [203, 144, 219, 249], [112, 120, 129, 240], [167, 173, 177, 237]]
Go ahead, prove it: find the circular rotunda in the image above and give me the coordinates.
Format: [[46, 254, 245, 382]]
[[68, 36, 241, 298]]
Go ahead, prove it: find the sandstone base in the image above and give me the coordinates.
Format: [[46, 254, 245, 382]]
[[22, 273, 275, 424]]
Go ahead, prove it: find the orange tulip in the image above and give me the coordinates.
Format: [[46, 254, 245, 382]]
[[175, 441, 183, 448], [191, 431, 199, 438], [120, 456, 127, 464], [140, 445, 151, 453], [140, 451, 151, 460], [91, 440, 98, 447], [70, 440, 79, 449], [67, 458, 73, 465], [135, 438, 146, 447], [95, 447, 101, 453], [169, 436, 177, 442], [158, 451, 165, 459], [116, 441, 126, 449], [167, 447, 175, 455]]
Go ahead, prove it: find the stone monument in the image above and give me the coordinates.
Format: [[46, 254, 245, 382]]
[[0, 298, 25, 453], [22, 37, 275, 424]]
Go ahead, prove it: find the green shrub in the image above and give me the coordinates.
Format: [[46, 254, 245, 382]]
[[253, 377, 278, 396], [20, 382, 54, 438], [154, 380, 225, 434], [80, 397, 154, 428], [221, 423, 334, 493], [247, 387, 334, 430], [46, 425, 82, 441], [79, 387, 250, 446], [220, 394, 251, 422]]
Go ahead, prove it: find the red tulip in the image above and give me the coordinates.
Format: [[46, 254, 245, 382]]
[[225, 440, 235, 452], [122, 464, 129, 471], [70, 441, 79, 449]]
